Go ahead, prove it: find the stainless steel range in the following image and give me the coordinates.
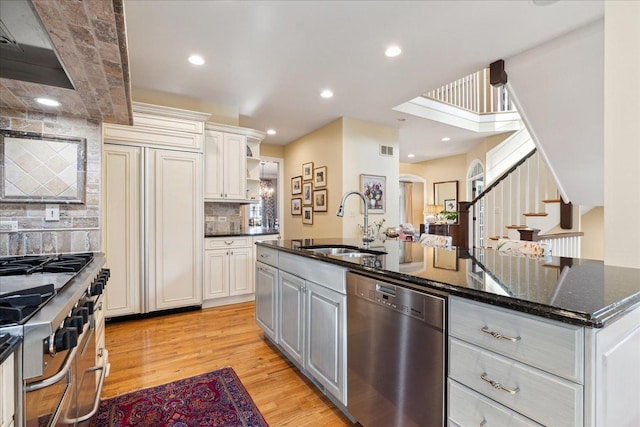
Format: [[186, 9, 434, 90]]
[[0, 252, 110, 427]]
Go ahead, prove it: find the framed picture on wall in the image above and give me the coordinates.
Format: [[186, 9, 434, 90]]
[[302, 162, 314, 181], [291, 176, 302, 195], [443, 198, 457, 212], [314, 189, 327, 212], [360, 174, 385, 213], [291, 198, 302, 215], [314, 166, 327, 188], [302, 206, 313, 224], [302, 182, 313, 205]]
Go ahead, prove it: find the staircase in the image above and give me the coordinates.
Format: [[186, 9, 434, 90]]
[[415, 67, 583, 258], [459, 148, 583, 258]]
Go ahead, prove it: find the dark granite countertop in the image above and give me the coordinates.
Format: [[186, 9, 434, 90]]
[[257, 238, 640, 328], [205, 228, 280, 238]]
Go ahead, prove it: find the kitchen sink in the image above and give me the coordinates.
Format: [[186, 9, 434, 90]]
[[300, 245, 386, 257]]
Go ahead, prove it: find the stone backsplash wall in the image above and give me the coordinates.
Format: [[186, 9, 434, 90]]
[[0, 108, 101, 256], [205, 202, 244, 234]]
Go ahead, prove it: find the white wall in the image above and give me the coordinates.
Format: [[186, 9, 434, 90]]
[[341, 118, 399, 238], [604, 1, 640, 268], [506, 20, 604, 207]]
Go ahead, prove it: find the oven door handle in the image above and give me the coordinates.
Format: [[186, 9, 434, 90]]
[[67, 348, 109, 424], [24, 345, 78, 392]]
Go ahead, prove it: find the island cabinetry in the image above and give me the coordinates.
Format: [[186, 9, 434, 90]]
[[204, 237, 253, 303], [449, 296, 640, 427], [255, 262, 278, 342], [1, 352, 15, 427], [255, 245, 279, 341], [449, 297, 583, 427], [278, 271, 305, 366], [254, 247, 348, 406], [204, 124, 265, 202]]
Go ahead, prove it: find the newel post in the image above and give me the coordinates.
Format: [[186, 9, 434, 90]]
[[458, 201, 472, 249]]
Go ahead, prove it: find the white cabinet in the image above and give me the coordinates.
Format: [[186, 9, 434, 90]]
[[102, 145, 141, 317], [0, 352, 15, 427], [204, 237, 254, 304], [255, 262, 279, 342], [148, 149, 203, 311], [204, 131, 246, 200], [103, 104, 206, 317], [204, 124, 265, 202]]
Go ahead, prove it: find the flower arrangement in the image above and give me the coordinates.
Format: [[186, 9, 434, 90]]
[[363, 181, 383, 200]]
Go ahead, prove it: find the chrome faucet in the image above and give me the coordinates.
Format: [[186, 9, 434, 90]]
[[337, 191, 375, 246]]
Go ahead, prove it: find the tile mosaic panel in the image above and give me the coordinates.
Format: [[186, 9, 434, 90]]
[[1, 130, 86, 203]]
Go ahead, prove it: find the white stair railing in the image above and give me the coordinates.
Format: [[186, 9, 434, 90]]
[[425, 68, 516, 114]]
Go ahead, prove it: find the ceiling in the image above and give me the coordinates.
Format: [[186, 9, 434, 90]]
[[122, 0, 603, 162]]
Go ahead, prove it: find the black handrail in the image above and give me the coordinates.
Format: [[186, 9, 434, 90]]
[[464, 148, 537, 210]]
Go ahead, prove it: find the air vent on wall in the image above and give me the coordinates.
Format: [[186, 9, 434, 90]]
[[380, 145, 394, 157]]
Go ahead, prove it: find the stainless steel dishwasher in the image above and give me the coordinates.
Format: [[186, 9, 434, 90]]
[[347, 272, 445, 427]]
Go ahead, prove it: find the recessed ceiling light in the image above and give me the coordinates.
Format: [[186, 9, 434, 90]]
[[320, 89, 333, 98], [266, 129, 276, 135], [385, 45, 402, 57], [35, 98, 60, 107], [441, 137, 451, 142], [188, 54, 205, 65], [408, 154, 415, 158]]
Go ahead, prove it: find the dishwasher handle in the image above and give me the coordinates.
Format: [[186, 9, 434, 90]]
[[375, 283, 396, 297]]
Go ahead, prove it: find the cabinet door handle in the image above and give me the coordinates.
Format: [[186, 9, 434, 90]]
[[480, 373, 520, 395], [230, 251, 233, 255], [480, 326, 521, 342]]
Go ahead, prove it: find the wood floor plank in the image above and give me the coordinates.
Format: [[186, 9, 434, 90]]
[[101, 302, 353, 426]]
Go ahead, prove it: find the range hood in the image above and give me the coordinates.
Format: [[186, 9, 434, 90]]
[[0, 0, 74, 89]]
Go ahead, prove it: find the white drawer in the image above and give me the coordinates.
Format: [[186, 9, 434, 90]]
[[256, 245, 279, 267], [449, 338, 583, 427], [449, 296, 583, 383], [448, 379, 542, 427], [205, 237, 251, 249]]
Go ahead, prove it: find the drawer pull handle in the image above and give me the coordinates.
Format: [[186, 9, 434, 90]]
[[224, 241, 233, 245], [481, 326, 521, 342], [480, 373, 520, 395]]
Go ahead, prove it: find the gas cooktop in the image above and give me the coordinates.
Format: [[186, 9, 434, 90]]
[[0, 253, 95, 326]]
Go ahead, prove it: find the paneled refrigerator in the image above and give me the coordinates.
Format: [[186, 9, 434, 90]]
[[102, 143, 203, 317]]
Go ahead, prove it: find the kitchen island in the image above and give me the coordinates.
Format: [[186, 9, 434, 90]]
[[255, 238, 640, 427]]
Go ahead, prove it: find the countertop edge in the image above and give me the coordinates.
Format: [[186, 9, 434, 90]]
[[206, 230, 280, 238], [256, 241, 638, 328]]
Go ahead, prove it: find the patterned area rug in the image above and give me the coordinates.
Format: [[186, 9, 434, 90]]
[[91, 367, 269, 427]]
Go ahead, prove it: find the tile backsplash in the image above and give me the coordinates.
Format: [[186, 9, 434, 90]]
[[0, 108, 101, 256], [205, 202, 244, 234]]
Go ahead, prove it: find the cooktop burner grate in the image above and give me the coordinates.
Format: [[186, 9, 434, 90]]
[[0, 283, 56, 325], [0, 253, 94, 276]]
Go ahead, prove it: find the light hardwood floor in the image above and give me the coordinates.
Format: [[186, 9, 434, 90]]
[[101, 302, 353, 426]]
